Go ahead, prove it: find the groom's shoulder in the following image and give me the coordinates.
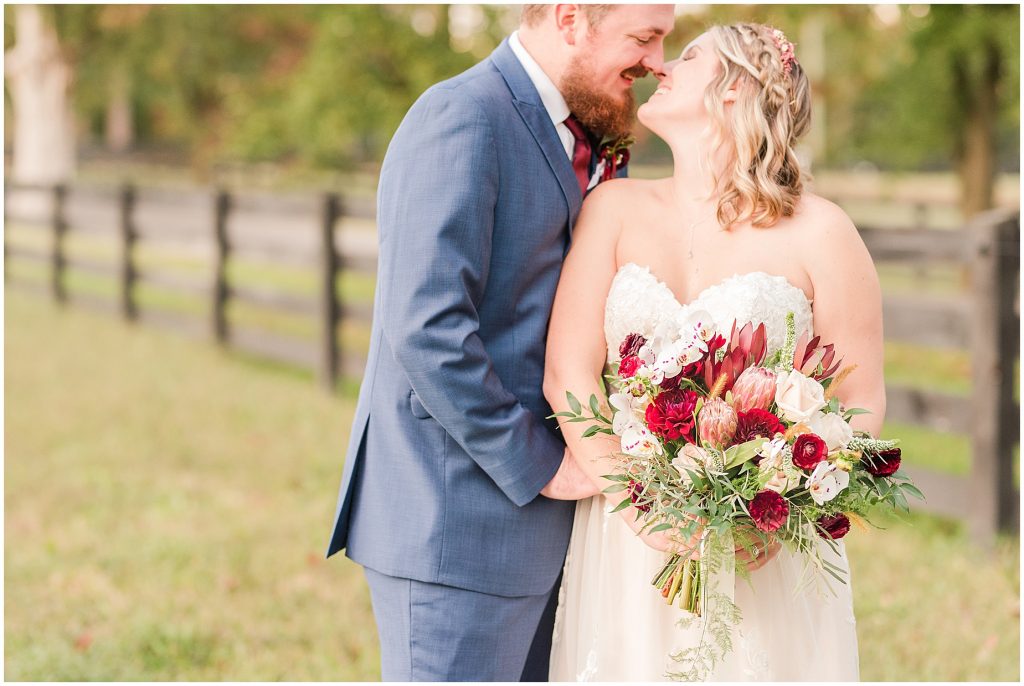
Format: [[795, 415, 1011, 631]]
[[412, 58, 509, 119]]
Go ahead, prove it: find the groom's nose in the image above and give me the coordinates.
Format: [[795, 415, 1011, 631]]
[[640, 51, 665, 76], [656, 59, 680, 81]]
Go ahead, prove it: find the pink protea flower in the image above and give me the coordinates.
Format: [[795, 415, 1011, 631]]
[[730, 366, 777, 413], [698, 397, 738, 449]]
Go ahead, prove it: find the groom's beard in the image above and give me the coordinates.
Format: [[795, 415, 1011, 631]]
[[560, 57, 644, 140]]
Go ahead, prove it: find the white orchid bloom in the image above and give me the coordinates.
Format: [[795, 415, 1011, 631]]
[[805, 460, 850, 505], [756, 436, 789, 471], [621, 424, 664, 458], [680, 309, 718, 342], [609, 392, 647, 435]]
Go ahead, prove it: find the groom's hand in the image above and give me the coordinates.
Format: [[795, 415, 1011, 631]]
[[540, 449, 601, 500]]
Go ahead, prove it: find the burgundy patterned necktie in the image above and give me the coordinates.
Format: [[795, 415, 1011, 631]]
[[563, 115, 592, 196]]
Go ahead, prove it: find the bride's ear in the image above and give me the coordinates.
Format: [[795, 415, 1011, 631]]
[[723, 81, 741, 105]]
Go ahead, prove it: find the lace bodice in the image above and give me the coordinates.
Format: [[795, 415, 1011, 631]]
[[604, 263, 814, 363]]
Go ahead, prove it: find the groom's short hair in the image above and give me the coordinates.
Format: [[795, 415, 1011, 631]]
[[520, 4, 615, 29]]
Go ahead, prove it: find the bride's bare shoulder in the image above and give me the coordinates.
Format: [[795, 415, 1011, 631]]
[[792, 192, 863, 248], [582, 177, 670, 210]]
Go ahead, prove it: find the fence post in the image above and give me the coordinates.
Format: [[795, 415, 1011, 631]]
[[118, 184, 138, 321], [211, 190, 231, 344], [51, 184, 68, 305], [967, 209, 1020, 545], [3, 181, 9, 283], [318, 193, 341, 392]]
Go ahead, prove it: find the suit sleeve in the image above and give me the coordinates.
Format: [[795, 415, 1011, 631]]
[[375, 87, 564, 507]]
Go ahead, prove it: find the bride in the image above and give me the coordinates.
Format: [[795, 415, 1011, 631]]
[[544, 23, 884, 681]]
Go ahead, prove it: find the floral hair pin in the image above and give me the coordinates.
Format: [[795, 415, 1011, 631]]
[[771, 28, 797, 75]]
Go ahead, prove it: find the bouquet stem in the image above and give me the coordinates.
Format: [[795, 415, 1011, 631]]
[[654, 554, 701, 616]]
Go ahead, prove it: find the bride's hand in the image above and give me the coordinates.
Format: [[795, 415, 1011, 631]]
[[733, 526, 781, 571]]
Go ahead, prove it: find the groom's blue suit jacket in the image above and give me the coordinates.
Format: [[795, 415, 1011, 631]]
[[328, 39, 618, 597]]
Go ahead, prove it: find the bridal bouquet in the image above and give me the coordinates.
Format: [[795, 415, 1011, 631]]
[[554, 310, 921, 680]]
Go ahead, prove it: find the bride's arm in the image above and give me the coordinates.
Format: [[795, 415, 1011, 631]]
[[543, 181, 678, 551], [802, 200, 887, 436]]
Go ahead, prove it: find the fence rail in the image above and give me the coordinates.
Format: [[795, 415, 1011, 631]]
[[4, 182, 1019, 543]]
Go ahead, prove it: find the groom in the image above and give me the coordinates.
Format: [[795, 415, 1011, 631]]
[[327, 5, 675, 681]]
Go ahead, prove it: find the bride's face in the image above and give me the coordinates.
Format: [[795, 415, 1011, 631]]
[[637, 32, 725, 137]]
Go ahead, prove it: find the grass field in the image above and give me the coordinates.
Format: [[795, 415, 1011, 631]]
[[4, 289, 1020, 680]]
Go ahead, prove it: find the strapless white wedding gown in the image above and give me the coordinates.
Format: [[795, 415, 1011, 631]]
[[548, 264, 860, 682]]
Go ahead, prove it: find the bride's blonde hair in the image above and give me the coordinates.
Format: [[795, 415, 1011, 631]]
[[702, 23, 812, 229]]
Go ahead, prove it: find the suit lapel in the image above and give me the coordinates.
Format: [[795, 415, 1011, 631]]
[[490, 40, 583, 232]]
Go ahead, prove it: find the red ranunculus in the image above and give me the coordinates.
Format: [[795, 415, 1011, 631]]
[[864, 448, 902, 477], [628, 479, 651, 513], [618, 355, 642, 378], [792, 433, 828, 470], [734, 409, 785, 445], [619, 333, 647, 359], [644, 388, 699, 442], [817, 513, 851, 540], [749, 490, 789, 532]]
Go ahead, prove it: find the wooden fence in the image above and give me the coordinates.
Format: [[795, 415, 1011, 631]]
[[4, 182, 1020, 543]]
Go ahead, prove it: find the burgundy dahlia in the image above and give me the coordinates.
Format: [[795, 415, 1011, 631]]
[[619, 333, 647, 359], [734, 409, 785, 445], [864, 448, 902, 477], [749, 489, 789, 532], [645, 388, 699, 442], [817, 513, 851, 540], [792, 433, 828, 471], [618, 355, 642, 378], [628, 479, 651, 513]]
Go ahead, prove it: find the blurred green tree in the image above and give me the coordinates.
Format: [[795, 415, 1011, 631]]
[[849, 4, 1019, 216]]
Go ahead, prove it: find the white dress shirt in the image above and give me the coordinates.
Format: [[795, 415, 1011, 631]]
[[508, 31, 575, 160]]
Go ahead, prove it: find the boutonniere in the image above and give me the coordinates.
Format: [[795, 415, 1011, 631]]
[[598, 135, 634, 181]]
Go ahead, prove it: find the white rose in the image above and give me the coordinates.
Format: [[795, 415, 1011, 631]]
[[805, 461, 850, 505], [672, 443, 710, 486], [808, 411, 854, 452], [774, 369, 827, 423], [621, 425, 664, 459]]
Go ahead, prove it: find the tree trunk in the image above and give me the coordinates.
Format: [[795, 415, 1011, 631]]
[[957, 37, 1001, 219], [105, 67, 134, 153], [5, 5, 76, 186]]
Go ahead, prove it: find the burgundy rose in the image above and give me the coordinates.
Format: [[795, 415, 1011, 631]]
[[628, 479, 651, 513], [644, 388, 699, 443], [864, 448, 902, 477], [792, 433, 828, 471], [619, 333, 647, 359], [748, 489, 789, 532], [618, 355, 642, 378], [734, 409, 785, 445], [659, 371, 682, 391], [817, 513, 851, 540]]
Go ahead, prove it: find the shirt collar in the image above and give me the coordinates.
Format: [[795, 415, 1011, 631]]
[[508, 31, 570, 127]]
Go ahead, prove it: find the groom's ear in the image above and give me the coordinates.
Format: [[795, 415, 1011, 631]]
[[553, 4, 582, 45]]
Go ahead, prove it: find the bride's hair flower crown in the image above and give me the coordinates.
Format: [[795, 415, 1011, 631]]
[[771, 28, 797, 75]]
